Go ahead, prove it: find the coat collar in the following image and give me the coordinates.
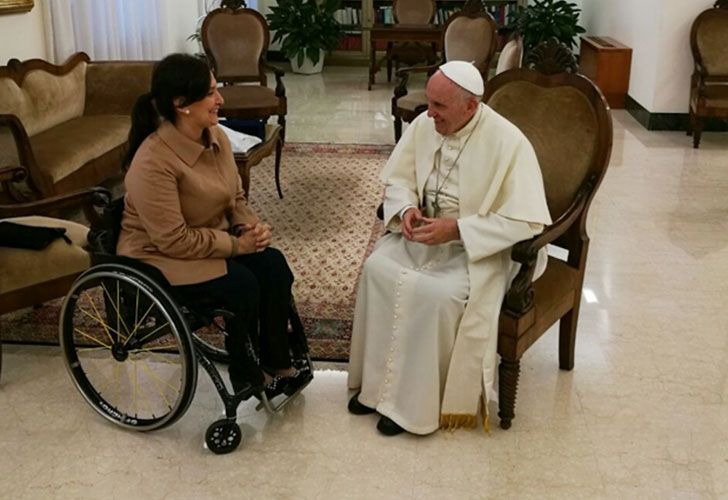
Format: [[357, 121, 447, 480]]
[[157, 121, 221, 167]]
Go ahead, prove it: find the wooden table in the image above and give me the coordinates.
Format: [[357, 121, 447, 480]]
[[366, 24, 443, 90]]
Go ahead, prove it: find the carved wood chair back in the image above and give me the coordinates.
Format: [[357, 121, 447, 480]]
[[393, 0, 436, 24], [484, 39, 613, 429], [201, 7, 269, 85]]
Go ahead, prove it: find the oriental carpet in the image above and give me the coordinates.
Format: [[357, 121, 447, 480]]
[[0, 142, 392, 361]]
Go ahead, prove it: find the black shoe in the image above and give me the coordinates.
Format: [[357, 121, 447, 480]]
[[264, 375, 291, 400], [348, 392, 376, 415], [377, 416, 405, 436], [283, 368, 314, 396]]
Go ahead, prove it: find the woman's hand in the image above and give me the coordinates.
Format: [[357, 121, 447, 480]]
[[235, 222, 272, 253]]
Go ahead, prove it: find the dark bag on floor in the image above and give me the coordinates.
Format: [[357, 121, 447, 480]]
[[0, 221, 72, 250]]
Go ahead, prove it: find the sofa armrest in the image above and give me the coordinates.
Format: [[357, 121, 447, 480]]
[[84, 61, 155, 116], [0, 114, 49, 199], [0, 186, 110, 230]]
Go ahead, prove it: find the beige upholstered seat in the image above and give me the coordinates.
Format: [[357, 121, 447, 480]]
[[201, 8, 287, 135], [391, 2, 497, 141], [384, 0, 438, 82], [484, 41, 613, 429], [0, 165, 108, 381], [688, 1, 728, 148], [0, 216, 89, 296]]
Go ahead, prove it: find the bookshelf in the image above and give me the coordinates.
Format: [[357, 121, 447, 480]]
[[329, 0, 526, 64]]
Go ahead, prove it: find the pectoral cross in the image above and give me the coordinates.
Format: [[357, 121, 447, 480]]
[[432, 197, 441, 218]]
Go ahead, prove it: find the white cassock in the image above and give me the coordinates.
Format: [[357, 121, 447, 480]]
[[348, 104, 552, 434]]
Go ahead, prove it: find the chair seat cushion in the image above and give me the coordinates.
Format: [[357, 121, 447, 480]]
[[0, 216, 89, 294], [219, 85, 281, 111], [396, 90, 427, 112], [29, 115, 130, 183], [692, 84, 728, 108]]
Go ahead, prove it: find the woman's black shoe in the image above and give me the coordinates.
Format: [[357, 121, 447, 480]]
[[377, 416, 405, 436], [348, 392, 376, 415], [283, 368, 314, 396], [264, 375, 291, 399]]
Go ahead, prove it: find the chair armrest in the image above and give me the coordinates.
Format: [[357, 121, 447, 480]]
[[0, 186, 110, 230], [394, 63, 440, 99], [261, 61, 286, 99], [0, 165, 28, 184], [502, 178, 593, 315]]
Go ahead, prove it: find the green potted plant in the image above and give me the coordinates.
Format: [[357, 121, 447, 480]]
[[266, 0, 343, 74], [506, 0, 586, 55]]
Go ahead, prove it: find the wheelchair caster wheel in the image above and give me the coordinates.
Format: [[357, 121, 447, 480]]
[[205, 419, 241, 454]]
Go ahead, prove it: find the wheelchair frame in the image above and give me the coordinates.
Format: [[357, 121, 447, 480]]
[[59, 198, 313, 454]]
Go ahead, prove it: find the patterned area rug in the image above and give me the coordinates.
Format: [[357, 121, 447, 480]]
[[0, 142, 392, 361]]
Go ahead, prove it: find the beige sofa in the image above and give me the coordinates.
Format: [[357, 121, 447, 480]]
[[0, 52, 153, 201]]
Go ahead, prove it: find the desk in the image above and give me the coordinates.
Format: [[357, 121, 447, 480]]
[[366, 24, 443, 90]]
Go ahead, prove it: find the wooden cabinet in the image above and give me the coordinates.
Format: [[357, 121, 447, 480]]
[[579, 36, 633, 109]]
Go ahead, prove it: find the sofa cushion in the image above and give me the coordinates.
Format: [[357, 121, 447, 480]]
[[0, 61, 87, 137], [29, 115, 130, 183], [0, 215, 89, 294]]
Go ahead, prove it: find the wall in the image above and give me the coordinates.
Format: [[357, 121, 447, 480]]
[[579, 0, 714, 113], [0, 2, 47, 63]]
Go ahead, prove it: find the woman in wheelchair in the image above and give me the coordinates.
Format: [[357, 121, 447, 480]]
[[116, 53, 307, 401]]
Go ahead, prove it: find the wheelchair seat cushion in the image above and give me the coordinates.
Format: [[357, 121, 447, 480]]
[[0, 215, 90, 294]]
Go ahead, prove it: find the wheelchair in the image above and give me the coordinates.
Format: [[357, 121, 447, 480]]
[[58, 197, 314, 454]]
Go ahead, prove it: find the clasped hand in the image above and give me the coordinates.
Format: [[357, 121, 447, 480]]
[[233, 221, 272, 253], [401, 207, 459, 245]]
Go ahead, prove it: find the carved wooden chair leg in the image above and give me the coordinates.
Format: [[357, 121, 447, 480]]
[[687, 107, 694, 136], [242, 166, 251, 199], [498, 358, 520, 430], [394, 117, 403, 142], [278, 115, 286, 144], [274, 136, 284, 199], [387, 42, 393, 82], [693, 116, 703, 148], [559, 307, 580, 370]]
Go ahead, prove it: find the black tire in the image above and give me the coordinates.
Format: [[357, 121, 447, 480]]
[[205, 419, 242, 454], [59, 263, 197, 431]]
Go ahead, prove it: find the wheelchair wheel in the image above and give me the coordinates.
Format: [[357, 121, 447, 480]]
[[59, 263, 197, 431]]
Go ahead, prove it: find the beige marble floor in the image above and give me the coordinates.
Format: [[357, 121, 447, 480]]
[[2, 66, 728, 499]]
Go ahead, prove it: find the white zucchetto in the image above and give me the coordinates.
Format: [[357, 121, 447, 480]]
[[439, 60, 484, 96]]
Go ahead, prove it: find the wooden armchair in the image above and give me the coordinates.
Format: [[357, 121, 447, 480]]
[[201, 7, 288, 142], [485, 40, 613, 429], [688, 0, 728, 148], [384, 0, 438, 83], [0, 165, 109, 381], [391, 0, 497, 141]]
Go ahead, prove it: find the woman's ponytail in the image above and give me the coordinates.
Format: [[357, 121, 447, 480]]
[[123, 92, 159, 170]]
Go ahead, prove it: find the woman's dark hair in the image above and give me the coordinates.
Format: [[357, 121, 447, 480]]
[[123, 53, 211, 169]]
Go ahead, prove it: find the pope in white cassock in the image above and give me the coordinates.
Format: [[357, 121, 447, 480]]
[[347, 61, 552, 436]]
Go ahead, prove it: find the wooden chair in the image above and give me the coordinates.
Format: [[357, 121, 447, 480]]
[[391, 0, 497, 141], [201, 7, 288, 144], [495, 36, 523, 75], [233, 124, 283, 199], [485, 40, 613, 429], [688, 0, 728, 148], [0, 165, 108, 381], [385, 0, 438, 82]]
